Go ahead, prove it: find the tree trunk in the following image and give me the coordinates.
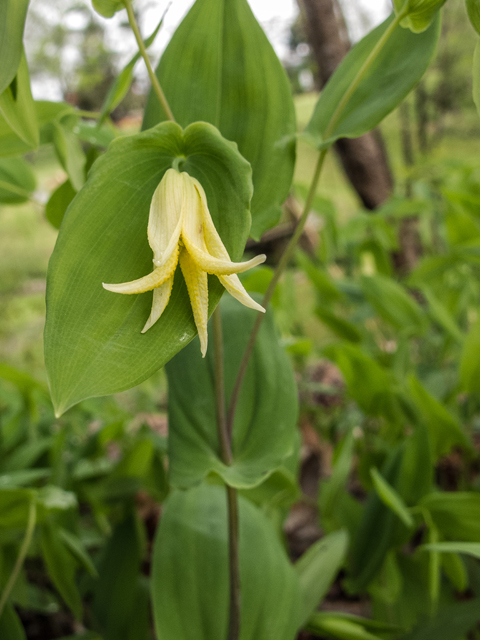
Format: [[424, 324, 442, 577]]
[[298, 0, 394, 210]]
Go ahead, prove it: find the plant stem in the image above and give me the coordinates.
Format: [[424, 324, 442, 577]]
[[226, 148, 327, 436], [226, 485, 241, 640], [123, 0, 175, 123], [0, 499, 36, 619], [212, 308, 241, 640], [213, 308, 232, 465]]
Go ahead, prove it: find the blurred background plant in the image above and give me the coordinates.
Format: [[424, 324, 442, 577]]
[[1, 0, 480, 639]]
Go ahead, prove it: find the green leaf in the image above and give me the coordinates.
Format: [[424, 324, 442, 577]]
[[320, 431, 355, 524], [408, 376, 469, 459], [45, 121, 253, 415], [360, 274, 427, 335], [45, 180, 76, 229], [0, 157, 36, 205], [295, 251, 342, 304], [0, 53, 38, 148], [420, 492, 480, 541], [422, 287, 463, 343], [0, 603, 26, 640], [306, 614, 384, 640], [370, 468, 414, 529], [93, 516, 142, 640], [307, 613, 401, 635], [460, 316, 480, 394], [467, 0, 480, 35], [0, 469, 51, 488], [142, 0, 296, 239], [0, 101, 72, 158], [304, 13, 440, 149], [401, 598, 480, 640], [316, 307, 362, 343], [52, 123, 86, 192], [0, 0, 30, 95], [0, 488, 33, 528], [166, 295, 298, 489], [151, 484, 302, 640], [421, 542, 480, 560], [92, 0, 124, 18], [40, 520, 82, 619], [58, 529, 98, 578], [393, 0, 447, 33], [295, 530, 349, 625]]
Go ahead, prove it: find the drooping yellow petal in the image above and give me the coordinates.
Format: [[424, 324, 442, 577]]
[[219, 274, 266, 313], [103, 244, 179, 295], [141, 276, 175, 333], [148, 168, 184, 262], [179, 247, 209, 357]]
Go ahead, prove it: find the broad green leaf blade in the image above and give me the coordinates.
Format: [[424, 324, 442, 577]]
[[467, 0, 480, 35], [0, 101, 73, 158], [307, 613, 401, 635], [58, 529, 98, 577], [421, 542, 480, 560], [401, 598, 480, 640], [52, 123, 86, 192], [320, 431, 355, 524], [0, 0, 30, 95], [0, 604, 26, 640], [460, 316, 480, 393], [409, 376, 470, 459], [295, 530, 349, 625], [142, 0, 296, 239], [45, 180, 76, 229], [93, 516, 143, 640], [151, 484, 302, 640], [0, 157, 36, 205], [304, 13, 440, 149], [316, 307, 362, 343], [420, 492, 480, 541], [422, 287, 464, 343], [166, 296, 298, 489], [370, 468, 414, 529], [40, 521, 82, 619], [45, 121, 253, 415], [360, 274, 427, 335], [0, 53, 38, 148]]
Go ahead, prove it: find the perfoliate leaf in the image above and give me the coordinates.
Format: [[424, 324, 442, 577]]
[[0, 0, 30, 95], [142, 0, 296, 239], [166, 296, 298, 489], [151, 484, 302, 640], [304, 13, 440, 149], [45, 121, 253, 415], [0, 52, 38, 148]]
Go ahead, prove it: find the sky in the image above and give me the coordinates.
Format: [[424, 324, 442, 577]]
[[27, 0, 392, 100]]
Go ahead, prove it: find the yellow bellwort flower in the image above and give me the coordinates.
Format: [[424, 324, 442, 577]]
[[103, 168, 266, 356]]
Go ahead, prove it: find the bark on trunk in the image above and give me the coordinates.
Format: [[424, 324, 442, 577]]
[[298, 0, 394, 210]]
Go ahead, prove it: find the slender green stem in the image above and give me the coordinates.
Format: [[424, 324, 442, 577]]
[[75, 109, 101, 119], [212, 309, 241, 640], [226, 485, 241, 640], [123, 0, 175, 123], [226, 149, 327, 437], [213, 308, 232, 465], [0, 499, 36, 618]]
